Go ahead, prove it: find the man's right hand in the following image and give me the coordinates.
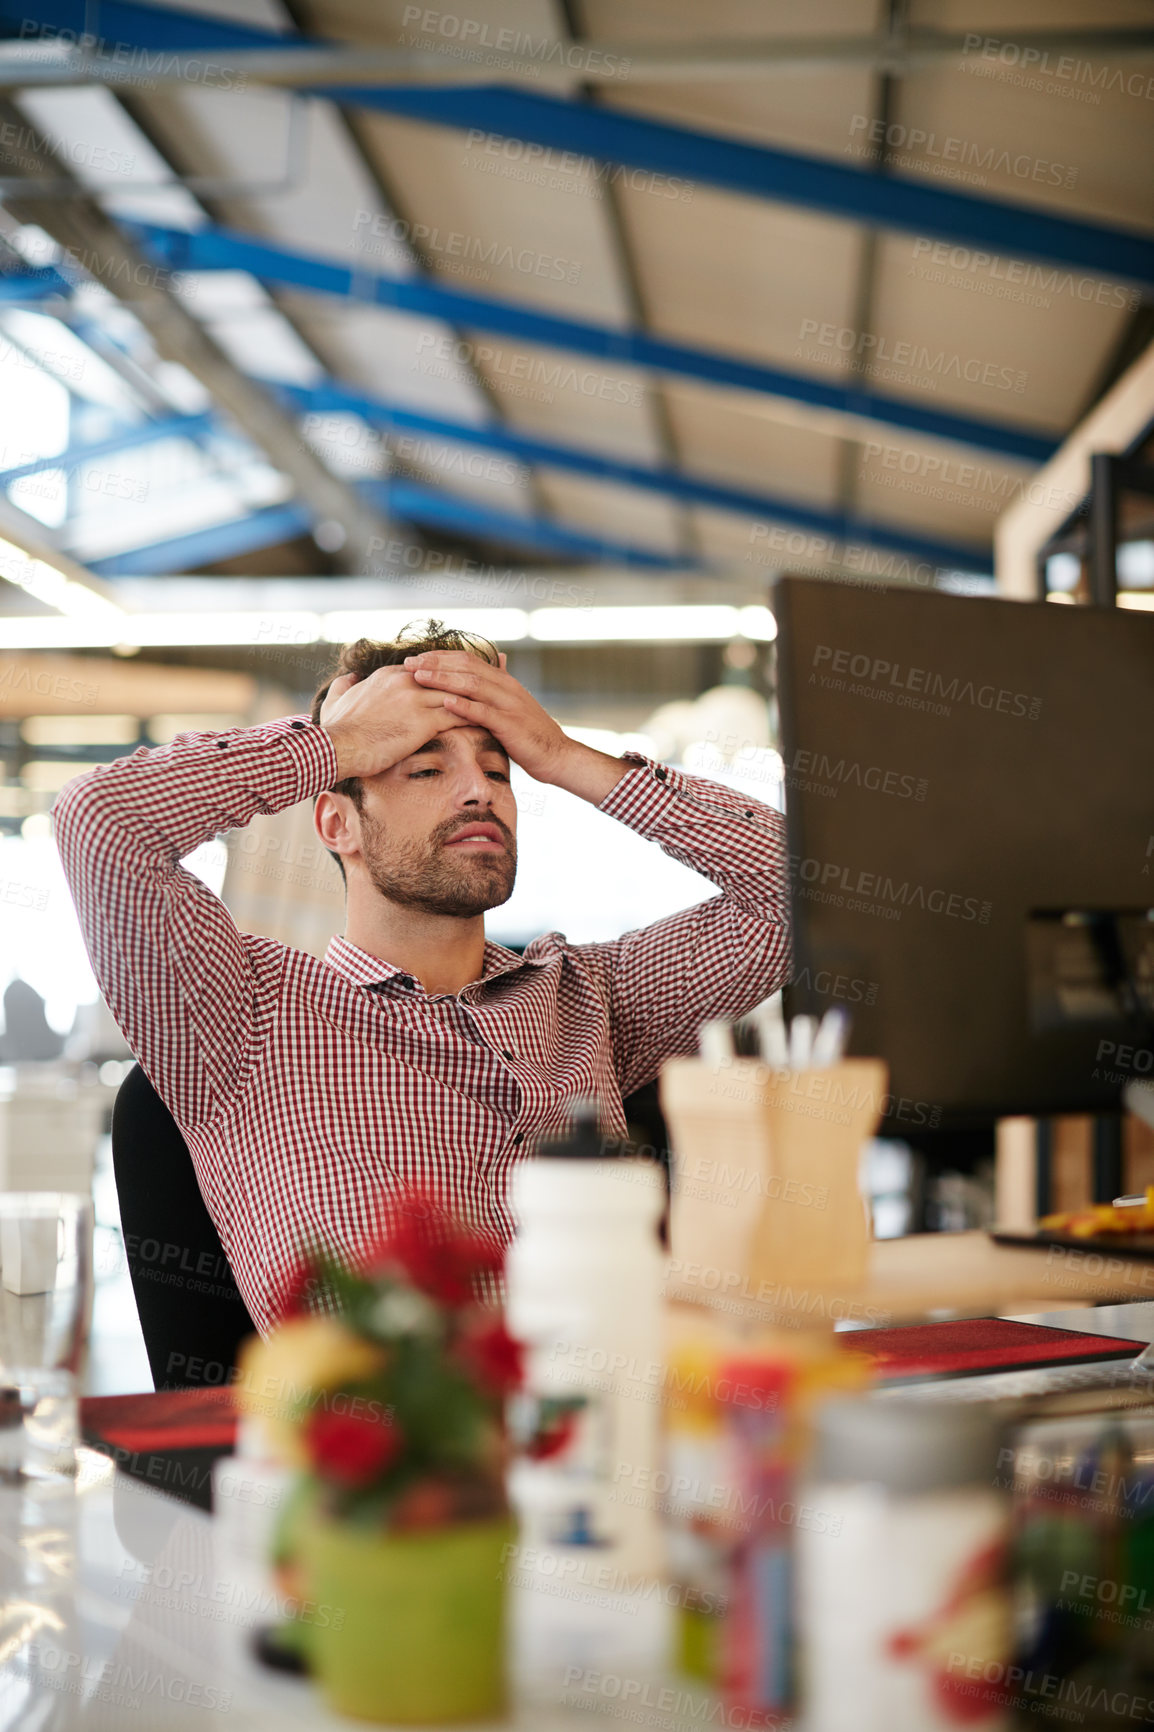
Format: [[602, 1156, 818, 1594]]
[[319, 667, 469, 781]]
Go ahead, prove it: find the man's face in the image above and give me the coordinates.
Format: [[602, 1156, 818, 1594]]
[[350, 725, 518, 918]]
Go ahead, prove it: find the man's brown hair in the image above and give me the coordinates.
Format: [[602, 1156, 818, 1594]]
[[310, 619, 500, 879]]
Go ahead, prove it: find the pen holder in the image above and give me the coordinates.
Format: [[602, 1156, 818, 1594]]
[[659, 1057, 888, 1305]]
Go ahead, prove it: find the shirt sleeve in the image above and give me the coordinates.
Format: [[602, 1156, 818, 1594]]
[[574, 752, 791, 1098], [52, 716, 338, 1129]]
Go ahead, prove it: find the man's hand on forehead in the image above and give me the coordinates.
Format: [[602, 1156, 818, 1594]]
[[318, 660, 473, 783], [403, 650, 570, 785]]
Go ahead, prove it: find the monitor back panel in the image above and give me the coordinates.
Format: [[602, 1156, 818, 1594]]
[[773, 577, 1154, 1125]]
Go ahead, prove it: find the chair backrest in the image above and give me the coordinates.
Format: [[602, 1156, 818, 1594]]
[[111, 1064, 255, 1389]]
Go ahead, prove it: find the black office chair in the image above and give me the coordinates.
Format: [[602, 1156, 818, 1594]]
[[111, 1065, 255, 1390]]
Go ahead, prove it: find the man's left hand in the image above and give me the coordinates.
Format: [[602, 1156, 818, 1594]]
[[404, 651, 569, 782], [404, 652, 627, 804]]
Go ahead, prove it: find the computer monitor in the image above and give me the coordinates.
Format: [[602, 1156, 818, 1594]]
[[772, 575, 1154, 1131]]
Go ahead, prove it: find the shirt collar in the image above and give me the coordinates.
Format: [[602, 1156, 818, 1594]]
[[323, 934, 545, 994]]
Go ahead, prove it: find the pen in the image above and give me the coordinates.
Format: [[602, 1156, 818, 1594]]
[[700, 1020, 735, 1066], [788, 1014, 818, 1070], [811, 1007, 850, 1068], [754, 994, 790, 1068]]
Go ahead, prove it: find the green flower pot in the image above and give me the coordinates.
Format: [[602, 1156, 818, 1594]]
[[298, 1513, 513, 1724]]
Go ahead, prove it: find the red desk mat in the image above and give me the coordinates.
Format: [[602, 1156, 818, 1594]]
[[844, 1317, 1148, 1381], [80, 1387, 237, 1455]]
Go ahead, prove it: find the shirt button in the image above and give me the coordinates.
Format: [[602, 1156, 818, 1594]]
[[744, 809, 753, 818], [501, 1049, 515, 1061], [512, 1132, 524, 1146], [654, 767, 667, 783], [215, 739, 228, 750], [290, 720, 308, 730]]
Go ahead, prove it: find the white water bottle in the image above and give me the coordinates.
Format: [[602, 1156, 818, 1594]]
[[506, 1102, 667, 1667]]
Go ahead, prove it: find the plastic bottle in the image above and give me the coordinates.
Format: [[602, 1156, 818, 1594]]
[[797, 1397, 1012, 1732], [505, 1101, 667, 1672]]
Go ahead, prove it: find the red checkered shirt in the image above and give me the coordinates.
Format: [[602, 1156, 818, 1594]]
[[54, 717, 790, 1333]]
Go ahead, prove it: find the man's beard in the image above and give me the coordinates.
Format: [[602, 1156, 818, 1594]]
[[358, 809, 517, 919]]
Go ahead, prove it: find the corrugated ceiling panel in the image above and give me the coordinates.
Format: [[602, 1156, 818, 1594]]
[[617, 186, 865, 372], [532, 473, 685, 554], [866, 232, 1133, 431]]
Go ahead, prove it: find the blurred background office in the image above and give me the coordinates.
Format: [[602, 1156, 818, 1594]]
[[0, 0, 1151, 1387]]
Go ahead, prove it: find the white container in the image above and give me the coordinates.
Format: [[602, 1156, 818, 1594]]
[[798, 1398, 1011, 1732], [506, 1112, 667, 1670]]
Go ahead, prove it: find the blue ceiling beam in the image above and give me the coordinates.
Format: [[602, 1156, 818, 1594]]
[[367, 479, 706, 570], [331, 88, 1154, 293], [85, 484, 705, 576], [10, 371, 992, 571], [0, 0, 280, 52], [0, 265, 75, 303], [87, 501, 310, 575], [2, 1, 1150, 288], [0, 412, 216, 486], [281, 380, 993, 573], [127, 223, 1058, 465]]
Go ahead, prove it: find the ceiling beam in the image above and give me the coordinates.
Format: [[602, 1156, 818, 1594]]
[[1, 2, 1150, 287], [0, 97, 392, 572], [376, 479, 707, 569], [279, 380, 994, 571], [0, 491, 122, 607], [0, 2, 1150, 81], [325, 87, 1154, 292], [0, 262, 73, 301], [86, 486, 710, 576], [129, 222, 1060, 465], [85, 451, 992, 578], [13, 377, 996, 571], [0, 411, 215, 486], [87, 502, 311, 575]]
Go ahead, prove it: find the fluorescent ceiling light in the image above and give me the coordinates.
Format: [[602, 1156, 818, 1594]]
[[321, 609, 529, 644], [737, 605, 777, 642], [0, 602, 780, 650], [529, 605, 767, 642], [0, 537, 125, 622], [0, 610, 319, 649], [122, 611, 323, 648]]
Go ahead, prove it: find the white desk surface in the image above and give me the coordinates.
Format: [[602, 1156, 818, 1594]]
[[7, 1299, 1154, 1729], [0, 1452, 678, 1731]]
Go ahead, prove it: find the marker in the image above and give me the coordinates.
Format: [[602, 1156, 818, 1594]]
[[699, 1020, 734, 1066], [811, 1007, 850, 1068], [753, 994, 789, 1068], [788, 1015, 818, 1070]]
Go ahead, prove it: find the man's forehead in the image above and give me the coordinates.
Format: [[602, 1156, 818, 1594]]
[[409, 728, 508, 759]]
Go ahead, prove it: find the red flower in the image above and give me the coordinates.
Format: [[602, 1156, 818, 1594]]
[[457, 1320, 524, 1395], [365, 1194, 505, 1306], [306, 1405, 402, 1488]]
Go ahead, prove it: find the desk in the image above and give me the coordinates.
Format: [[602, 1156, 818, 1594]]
[[669, 1229, 1154, 1325], [8, 1300, 1154, 1729], [0, 1450, 675, 1730]]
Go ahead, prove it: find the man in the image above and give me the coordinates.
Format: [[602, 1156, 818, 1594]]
[[55, 622, 790, 1333]]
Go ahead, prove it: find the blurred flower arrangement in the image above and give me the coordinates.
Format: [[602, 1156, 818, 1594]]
[[238, 1192, 576, 1530]]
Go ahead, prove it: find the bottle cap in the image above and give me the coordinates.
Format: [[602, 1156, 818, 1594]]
[[532, 1098, 608, 1159], [813, 1397, 1006, 1494]]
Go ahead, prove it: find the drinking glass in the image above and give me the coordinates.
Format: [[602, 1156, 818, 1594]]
[[0, 1193, 94, 1479]]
